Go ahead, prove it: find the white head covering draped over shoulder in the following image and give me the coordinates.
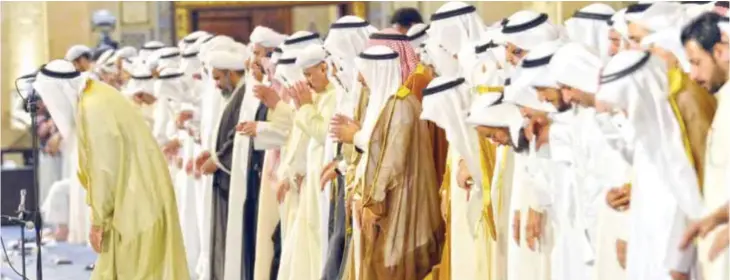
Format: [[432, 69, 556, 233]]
[[506, 41, 563, 112], [250, 26, 287, 48], [564, 3, 615, 59], [282, 31, 322, 52], [155, 68, 194, 102], [122, 66, 154, 97], [180, 43, 203, 77], [428, 1, 486, 55], [355, 45, 402, 139], [627, 2, 685, 32], [468, 39, 506, 86], [597, 50, 704, 219], [139, 41, 165, 63], [274, 50, 304, 87], [151, 47, 181, 72], [406, 23, 429, 49], [610, 8, 631, 41], [324, 15, 372, 92], [33, 60, 88, 139], [65, 45, 93, 62], [501, 10, 561, 51], [549, 42, 604, 94], [640, 27, 692, 73], [198, 35, 237, 63], [466, 102, 524, 147]]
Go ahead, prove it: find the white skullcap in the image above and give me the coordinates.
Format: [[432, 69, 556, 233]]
[[282, 31, 322, 51], [65, 45, 92, 61], [250, 26, 287, 48], [207, 51, 247, 71], [610, 8, 631, 40], [640, 27, 691, 73], [33, 60, 88, 139], [565, 3, 615, 58], [549, 42, 603, 94], [407, 23, 430, 49], [502, 10, 561, 50], [141, 41, 165, 51], [295, 44, 328, 69], [466, 102, 525, 147]]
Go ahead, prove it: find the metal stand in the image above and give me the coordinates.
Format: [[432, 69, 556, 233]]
[[26, 92, 44, 280]]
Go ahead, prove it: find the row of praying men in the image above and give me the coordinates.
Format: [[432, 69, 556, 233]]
[[19, 1, 730, 279]]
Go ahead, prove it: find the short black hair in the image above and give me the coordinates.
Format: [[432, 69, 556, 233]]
[[390, 8, 423, 29], [680, 12, 723, 53]]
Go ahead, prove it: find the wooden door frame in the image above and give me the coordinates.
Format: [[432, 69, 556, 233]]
[[173, 1, 367, 41]]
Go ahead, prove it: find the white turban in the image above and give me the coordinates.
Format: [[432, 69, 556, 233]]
[[428, 1, 486, 55], [65, 45, 92, 62], [274, 50, 304, 86], [355, 45, 402, 141], [207, 50, 247, 71], [407, 23, 430, 49], [501, 10, 561, 51], [564, 3, 615, 59], [33, 60, 88, 139], [183, 31, 209, 46], [549, 42, 603, 94], [296, 44, 328, 70], [640, 27, 692, 73], [122, 66, 154, 97], [198, 35, 237, 63], [466, 102, 525, 147], [282, 31, 322, 51], [250, 26, 287, 48]]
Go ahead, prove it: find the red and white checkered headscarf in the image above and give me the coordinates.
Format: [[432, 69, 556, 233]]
[[366, 28, 419, 81]]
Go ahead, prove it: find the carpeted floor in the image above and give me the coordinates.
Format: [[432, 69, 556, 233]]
[[1, 226, 95, 280]]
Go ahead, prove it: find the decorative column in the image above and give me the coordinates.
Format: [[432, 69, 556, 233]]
[[0, 1, 49, 147]]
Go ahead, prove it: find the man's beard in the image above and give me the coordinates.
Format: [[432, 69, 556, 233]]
[[556, 99, 572, 112], [220, 87, 233, 98]]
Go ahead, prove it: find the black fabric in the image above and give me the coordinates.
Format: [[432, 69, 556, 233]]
[[369, 33, 409, 41], [572, 11, 613, 21], [39, 65, 81, 79], [270, 223, 282, 280], [321, 174, 347, 280], [210, 85, 247, 280], [358, 51, 399, 60], [330, 21, 370, 29], [430, 5, 476, 21], [407, 25, 429, 41], [284, 33, 320, 45], [158, 72, 184, 80], [521, 54, 553, 68], [423, 77, 465, 96], [475, 41, 498, 54], [626, 3, 652, 14]]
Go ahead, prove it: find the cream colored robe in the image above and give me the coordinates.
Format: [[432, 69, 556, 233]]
[[77, 80, 189, 280], [277, 84, 337, 280]]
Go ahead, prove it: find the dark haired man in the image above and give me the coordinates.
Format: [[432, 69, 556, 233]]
[[681, 12, 729, 94], [390, 7, 424, 34]]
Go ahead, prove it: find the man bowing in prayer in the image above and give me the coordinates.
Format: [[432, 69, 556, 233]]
[[194, 49, 250, 280], [33, 60, 189, 279]]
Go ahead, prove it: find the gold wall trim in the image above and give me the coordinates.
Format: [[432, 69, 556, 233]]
[[174, 7, 190, 41]]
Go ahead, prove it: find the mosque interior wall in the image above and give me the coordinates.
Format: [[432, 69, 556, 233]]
[[0, 0, 630, 150]]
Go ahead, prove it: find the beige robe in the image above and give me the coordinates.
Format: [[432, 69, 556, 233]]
[[77, 80, 188, 279]]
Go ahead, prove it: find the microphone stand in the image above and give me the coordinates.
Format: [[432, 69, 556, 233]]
[[26, 91, 44, 280]]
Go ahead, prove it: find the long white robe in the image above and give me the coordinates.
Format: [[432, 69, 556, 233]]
[[64, 136, 90, 244], [699, 82, 730, 280], [277, 85, 336, 280], [196, 75, 224, 280], [273, 101, 305, 239]]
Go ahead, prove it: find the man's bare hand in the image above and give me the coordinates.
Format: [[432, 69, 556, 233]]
[[200, 158, 218, 175], [616, 239, 627, 269], [236, 121, 258, 136], [330, 114, 360, 144], [670, 271, 689, 280], [89, 225, 103, 253], [709, 226, 729, 261], [254, 85, 281, 109], [525, 114, 551, 149], [680, 211, 725, 249], [456, 159, 473, 199], [512, 210, 521, 245], [176, 110, 194, 129], [162, 139, 182, 157], [46, 133, 63, 156], [293, 81, 313, 107], [320, 161, 338, 191], [606, 185, 631, 211], [276, 180, 290, 204], [526, 208, 544, 251], [440, 190, 448, 222]]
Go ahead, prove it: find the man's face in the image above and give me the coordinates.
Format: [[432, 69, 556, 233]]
[[535, 86, 571, 112], [212, 68, 234, 96], [627, 22, 651, 49], [252, 43, 267, 59], [608, 29, 624, 56], [506, 43, 528, 66], [73, 57, 91, 72], [303, 62, 329, 92], [684, 40, 728, 93], [475, 126, 511, 146], [559, 85, 595, 108]]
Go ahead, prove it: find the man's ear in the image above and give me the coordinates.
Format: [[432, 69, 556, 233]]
[[713, 41, 729, 63], [320, 61, 328, 74]]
